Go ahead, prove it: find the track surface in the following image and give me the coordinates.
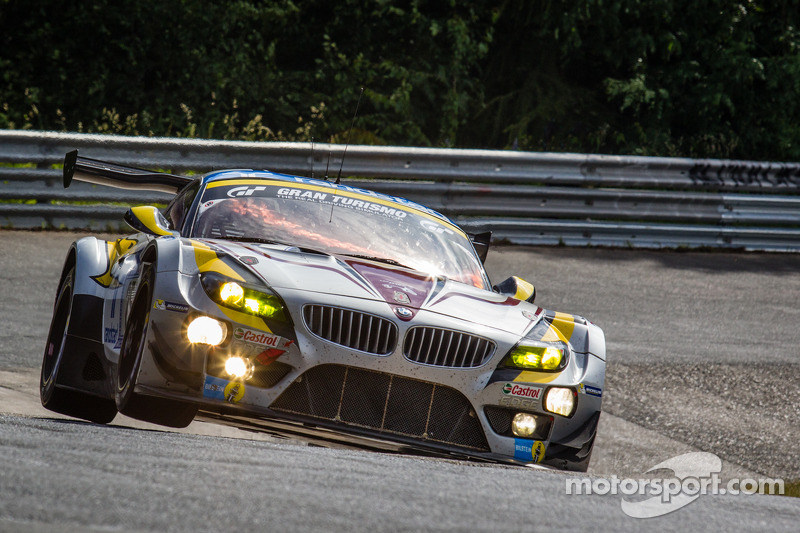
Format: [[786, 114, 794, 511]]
[[1, 230, 799, 531]]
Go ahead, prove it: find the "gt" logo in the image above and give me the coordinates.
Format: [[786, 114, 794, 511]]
[[227, 186, 266, 198]]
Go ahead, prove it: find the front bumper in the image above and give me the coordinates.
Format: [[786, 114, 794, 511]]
[[133, 275, 605, 468]]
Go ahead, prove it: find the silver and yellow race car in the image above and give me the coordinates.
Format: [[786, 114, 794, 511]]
[[41, 151, 606, 471]]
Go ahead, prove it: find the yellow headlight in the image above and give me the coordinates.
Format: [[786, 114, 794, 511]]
[[244, 297, 261, 314], [509, 345, 564, 370], [220, 282, 244, 305]]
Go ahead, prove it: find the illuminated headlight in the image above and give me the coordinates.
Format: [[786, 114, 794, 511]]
[[511, 412, 538, 438], [220, 282, 244, 305], [544, 387, 576, 417], [503, 342, 567, 371], [224, 356, 251, 379], [187, 316, 227, 345], [201, 273, 288, 321]]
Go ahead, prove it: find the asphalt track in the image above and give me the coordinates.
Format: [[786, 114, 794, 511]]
[[1, 230, 799, 531]]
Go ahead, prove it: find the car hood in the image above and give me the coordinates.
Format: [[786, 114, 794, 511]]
[[200, 240, 539, 338]]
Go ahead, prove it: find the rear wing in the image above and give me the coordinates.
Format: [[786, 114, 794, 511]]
[[62, 150, 194, 194]]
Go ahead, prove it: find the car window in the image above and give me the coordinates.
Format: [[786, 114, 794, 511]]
[[165, 180, 200, 233], [192, 179, 489, 289]]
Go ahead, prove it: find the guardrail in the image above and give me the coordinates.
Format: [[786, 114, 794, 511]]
[[2, 130, 799, 250]]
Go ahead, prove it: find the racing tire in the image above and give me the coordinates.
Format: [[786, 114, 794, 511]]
[[115, 263, 198, 428], [40, 266, 118, 424]]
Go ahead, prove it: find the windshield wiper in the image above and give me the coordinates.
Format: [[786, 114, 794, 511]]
[[221, 237, 328, 256], [338, 254, 411, 269], [229, 237, 291, 246]]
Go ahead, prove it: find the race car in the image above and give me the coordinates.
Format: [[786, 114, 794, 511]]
[[40, 150, 606, 471]]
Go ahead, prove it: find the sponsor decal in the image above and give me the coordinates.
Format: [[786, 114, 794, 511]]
[[277, 188, 330, 201], [104, 327, 118, 344], [381, 281, 419, 296], [224, 381, 246, 403], [203, 375, 228, 400], [153, 299, 189, 313], [419, 219, 454, 236], [206, 176, 453, 223], [578, 383, 603, 397], [279, 176, 441, 217], [393, 291, 411, 304], [233, 327, 286, 348], [502, 383, 542, 399], [499, 396, 536, 409], [255, 348, 285, 366], [276, 187, 408, 219], [227, 185, 266, 198], [514, 439, 546, 463]]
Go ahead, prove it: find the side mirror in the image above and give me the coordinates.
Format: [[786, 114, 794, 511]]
[[124, 206, 176, 236], [493, 276, 535, 303]]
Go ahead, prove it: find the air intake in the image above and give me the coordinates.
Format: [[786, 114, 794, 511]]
[[303, 305, 397, 355], [271, 364, 489, 451], [403, 327, 496, 368]]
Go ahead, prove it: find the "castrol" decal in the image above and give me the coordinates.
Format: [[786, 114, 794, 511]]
[[502, 383, 542, 399], [233, 327, 283, 347]]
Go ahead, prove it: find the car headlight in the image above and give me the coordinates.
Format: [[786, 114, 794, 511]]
[[201, 273, 288, 322], [544, 387, 577, 417], [187, 316, 228, 345], [502, 341, 568, 371], [511, 412, 538, 438], [224, 356, 253, 379]]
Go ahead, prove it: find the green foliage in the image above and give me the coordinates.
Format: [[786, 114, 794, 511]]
[[1, 0, 800, 159], [472, 0, 800, 159]]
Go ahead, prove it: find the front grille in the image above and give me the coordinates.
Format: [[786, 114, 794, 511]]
[[403, 327, 496, 368], [271, 364, 489, 451], [303, 305, 397, 355]]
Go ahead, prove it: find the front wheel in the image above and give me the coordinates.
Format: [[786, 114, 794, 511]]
[[40, 266, 117, 424], [115, 263, 197, 428]]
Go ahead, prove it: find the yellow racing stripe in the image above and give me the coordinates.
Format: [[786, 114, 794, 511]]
[[513, 371, 561, 384], [191, 240, 245, 280], [540, 312, 576, 343], [92, 238, 139, 288], [191, 240, 273, 332]]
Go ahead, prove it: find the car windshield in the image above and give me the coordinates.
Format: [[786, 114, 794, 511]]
[[191, 178, 489, 289]]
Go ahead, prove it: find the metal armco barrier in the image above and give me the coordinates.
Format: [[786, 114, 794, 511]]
[[1, 130, 799, 251]]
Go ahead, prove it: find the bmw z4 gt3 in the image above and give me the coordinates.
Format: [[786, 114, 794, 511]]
[[40, 151, 606, 471]]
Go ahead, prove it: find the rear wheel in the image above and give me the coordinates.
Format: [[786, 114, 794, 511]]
[[115, 263, 197, 428], [40, 266, 117, 424]]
